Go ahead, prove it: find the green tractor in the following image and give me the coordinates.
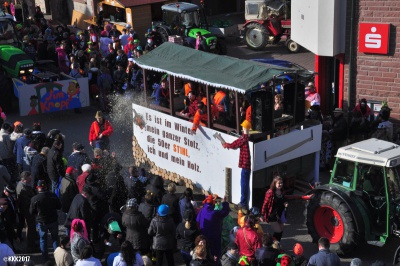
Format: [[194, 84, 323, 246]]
[[305, 138, 400, 255], [154, 2, 227, 55], [0, 10, 34, 80], [0, 10, 34, 111]]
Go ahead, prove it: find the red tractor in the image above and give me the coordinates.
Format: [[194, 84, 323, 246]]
[[243, 0, 300, 52]]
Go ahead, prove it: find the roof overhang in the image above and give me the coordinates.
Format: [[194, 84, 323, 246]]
[[134, 42, 292, 94]]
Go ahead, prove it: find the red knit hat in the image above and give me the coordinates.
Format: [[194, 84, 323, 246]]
[[66, 166, 77, 175], [293, 243, 303, 256]]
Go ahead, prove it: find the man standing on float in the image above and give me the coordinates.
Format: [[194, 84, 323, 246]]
[[222, 120, 251, 210]]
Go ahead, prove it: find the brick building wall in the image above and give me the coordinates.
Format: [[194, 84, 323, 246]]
[[343, 0, 400, 124]]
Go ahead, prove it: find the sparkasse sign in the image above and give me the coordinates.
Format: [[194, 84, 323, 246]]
[[358, 23, 390, 54]]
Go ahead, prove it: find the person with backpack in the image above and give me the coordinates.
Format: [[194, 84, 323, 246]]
[[60, 166, 79, 213]]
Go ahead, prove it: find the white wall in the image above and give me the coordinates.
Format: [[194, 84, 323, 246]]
[[291, 0, 347, 56]]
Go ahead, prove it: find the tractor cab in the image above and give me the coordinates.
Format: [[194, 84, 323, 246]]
[[162, 3, 200, 29], [0, 11, 22, 48], [332, 139, 400, 244], [245, 0, 290, 21]]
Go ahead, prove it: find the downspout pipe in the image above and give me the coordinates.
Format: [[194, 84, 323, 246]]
[[348, 0, 356, 111]]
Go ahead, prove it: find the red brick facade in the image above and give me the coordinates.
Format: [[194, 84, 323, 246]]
[[343, 0, 400, 123]]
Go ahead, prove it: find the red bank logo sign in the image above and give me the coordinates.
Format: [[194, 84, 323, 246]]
[[359, 23, 390, 54]]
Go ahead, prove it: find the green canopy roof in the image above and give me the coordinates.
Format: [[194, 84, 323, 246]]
[[134, 42, 291, 94]]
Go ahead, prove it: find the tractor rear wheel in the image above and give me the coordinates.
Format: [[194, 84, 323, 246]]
[[306, 191, 360, 255], [244, 23, 268, 50], [286, 39, 301, 53], [157, 27, 169, 43]]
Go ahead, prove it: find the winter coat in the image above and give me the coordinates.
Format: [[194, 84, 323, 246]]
[[176, 221, 199, 251], [60, 175, 79, 213], [189, 258, 213, 266], [0, 128, 13, 160], [86, 182, 109, 223], [108, 172, 128, 212], [31, 153, 49, 185], [307, 249, 340, 266], [161, 193, 181, 224], [67, 151, 91, 175], [65, 193, 93, 230], [179, 197, 196, 218], [331, 114, 348, 141], [31, 131, 47, 151], [148, 215, 176, 250], [13, 135, 31, 165], [235, 227, 262, 261], [76, 172, 90, 193], [56, 47, 70, 74], [127, 176, 146, 203], [71, 232, 90, 263], [138, 202, 158, 222], [122, 209, 151, 250], [30, 190, 61, 224], [88, 119, 114, 143], [0, 165, 11, 193], [47, 146, 64, 181], [17, 183, 36, 217], [220, 252, 239, 266], [145, 175, 165, 204], [255, 246, 280, 266]]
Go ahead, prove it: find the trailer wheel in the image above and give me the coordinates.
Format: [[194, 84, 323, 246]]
[[215, 39, 227, 55], [306, 191, 360, 255], [244, 23, 268, 50], [286, 39, 301, 53], [157, 27, 169, 43]]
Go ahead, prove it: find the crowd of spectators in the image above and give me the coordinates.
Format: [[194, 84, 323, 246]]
[[0, 111, 368, 266]]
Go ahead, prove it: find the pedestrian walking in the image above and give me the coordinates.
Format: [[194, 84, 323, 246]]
[[29, 180, 62, 261], [261, 176, 288, 241]]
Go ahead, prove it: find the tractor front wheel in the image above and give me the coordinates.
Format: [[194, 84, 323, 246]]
[[244, 23, 268, 50], [306, 191, 360, 255], [286, 39, 301, 53]]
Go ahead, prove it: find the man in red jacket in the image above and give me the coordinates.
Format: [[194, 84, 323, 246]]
[[89, 111, 114, 150]]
